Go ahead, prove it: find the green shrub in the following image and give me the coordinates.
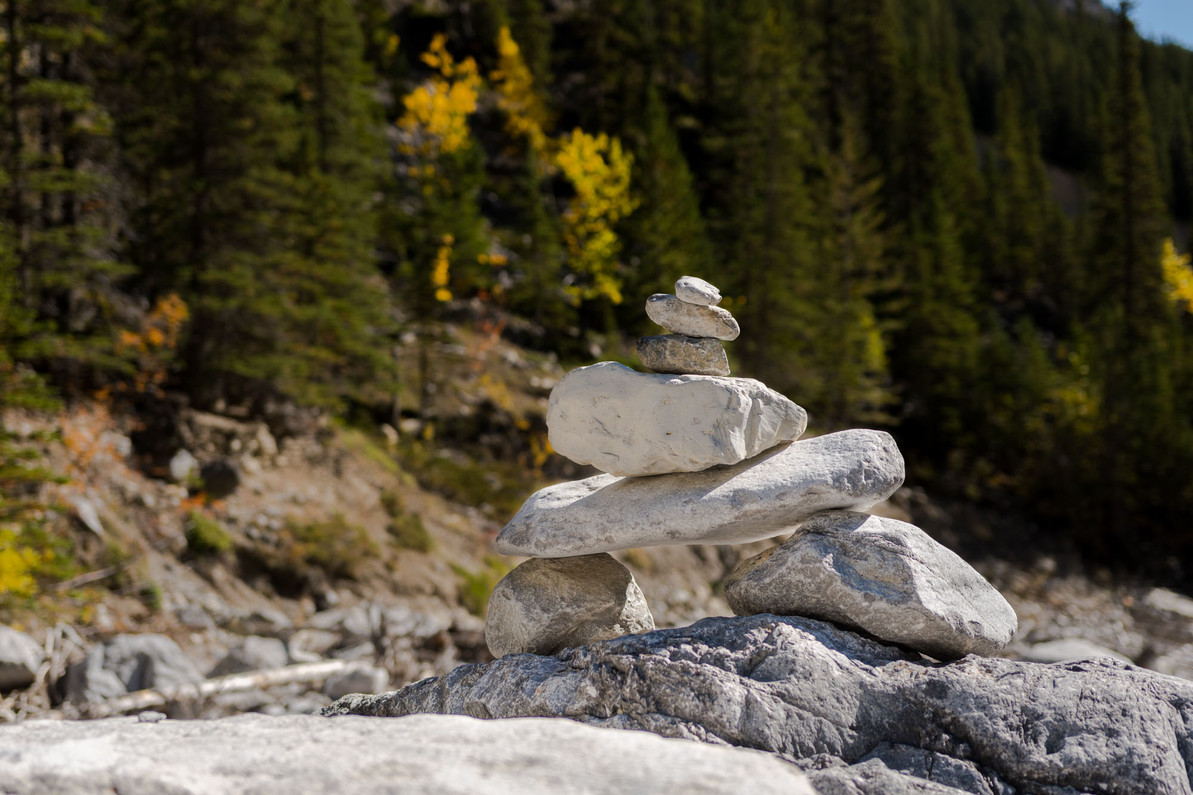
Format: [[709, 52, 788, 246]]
[[380, 490, 434, 553], [451, 555, 512, 617], [284, 514, 377, 580], [185, 510, 233, 557]]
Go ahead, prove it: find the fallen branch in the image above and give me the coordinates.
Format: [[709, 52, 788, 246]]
[[85, 659, 371, 719]]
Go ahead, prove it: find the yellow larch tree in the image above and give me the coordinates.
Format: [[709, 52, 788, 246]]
[[1161, 237, 1193, 313], [554, 129, 638, 305]]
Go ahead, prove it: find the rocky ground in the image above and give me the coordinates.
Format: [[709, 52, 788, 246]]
[[4, 316, 1193, 725]]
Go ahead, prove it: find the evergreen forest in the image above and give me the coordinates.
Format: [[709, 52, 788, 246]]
[[3, 0, 1193, 581]]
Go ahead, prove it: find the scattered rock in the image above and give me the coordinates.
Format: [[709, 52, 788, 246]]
[[636, 334, 730, 376], [168, 449, 198, 483], [322, 664, 389, 701], [497, 429, 904, 557], [485, 555, 655, 658], [724, 511, 1017, 659], [546, 362, 807, 477], [0, 713, 817, 794], [70, 495, 105, 536], [62, 634, 205, 704], [200, 458, 240, 499], [327, 614, 1193, 795], [674, 275, 722, 307], [645, 294, 741, 340], [1020, 638, 1132, 665], [209, 636, 291, 677], [0, 627, 44, 691]]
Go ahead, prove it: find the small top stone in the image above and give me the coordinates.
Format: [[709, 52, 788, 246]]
[[675, 276, 721, 307]]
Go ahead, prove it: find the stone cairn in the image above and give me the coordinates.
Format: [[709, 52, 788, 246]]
[[485, 276, 1017, 661]]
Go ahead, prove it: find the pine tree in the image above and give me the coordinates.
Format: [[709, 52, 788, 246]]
[[700, 0, 819, 394], [1083, 3, 1177, 556], [617, 86, 711, 333], [278, 0, 392, 409], [0, 0, 128, 387]]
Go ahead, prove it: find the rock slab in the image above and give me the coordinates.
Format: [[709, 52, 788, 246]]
[[496, 429, 904, 557], [646, 294, 741, 340], [485, 554, 654, 658], [637, 334, 730, 376], [725, 511, 1017, 659], [546, 361, 806, 477], [0, 712, 818, 794], [328, 614, 1193, 795]]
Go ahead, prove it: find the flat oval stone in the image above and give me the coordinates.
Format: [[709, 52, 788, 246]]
[[675, 276, 722, 306], [724, 511, 1018, 660], [547, 361, 805, 476], [637, 334, 729, 376], [496, 429, 905, 557], [646, 294, 740, 340], [485, 554, 655, 658]]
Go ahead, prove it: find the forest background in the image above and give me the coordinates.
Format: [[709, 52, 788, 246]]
[[2, 0, 1193, 590]]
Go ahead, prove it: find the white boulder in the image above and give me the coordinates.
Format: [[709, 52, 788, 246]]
[[546, 362, 806, 477]]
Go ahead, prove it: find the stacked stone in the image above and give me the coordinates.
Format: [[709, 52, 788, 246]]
[[636, 276, 738, 376], [485, 276, 1017, 662]]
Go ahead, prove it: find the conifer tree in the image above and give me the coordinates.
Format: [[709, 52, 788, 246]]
[[700, 0, 819, 394], [0, 0, 128, 386], [617, 86, 711, 332], [278, 0, 392, 409]]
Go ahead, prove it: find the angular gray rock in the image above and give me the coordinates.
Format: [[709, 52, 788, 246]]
[[637, 334, 730, 376], [724, 511, 1017, 659], [0, 712, 817, 794], [497, 429, 904, 557], [646, 294, 741, 340], [323, 664, 389, 700], [546, 362, 806, 477], [209, 636, 291, 676], [485, 554, 654, 658], [0, 627, 43, 691], [62, 634, 205, 704], [326, 613, 1193, 795], [675, 275, 722, 306]]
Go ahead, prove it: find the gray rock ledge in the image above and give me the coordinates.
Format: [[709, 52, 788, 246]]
[[496, 429, 904, 557], [326, 614, 1193, 795], [0, 712, 819, 794]]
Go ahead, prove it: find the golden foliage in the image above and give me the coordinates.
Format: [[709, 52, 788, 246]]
[[0, 527, 44, 599], [491, 26, 549, 153], [115, 293, 189, 394], [398, 34, 481, 158], [555, 129, 638, 304], [1161, 238, 1193, 313], [432, 234, 454, 302]]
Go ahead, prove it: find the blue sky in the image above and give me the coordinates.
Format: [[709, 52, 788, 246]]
[[1125, 0, 1193, 49]]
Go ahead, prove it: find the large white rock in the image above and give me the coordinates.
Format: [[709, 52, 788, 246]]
[[0, 713, 817, 794], [485, 554, 654, 658], [546, 362, 806, 477], [496, 430, 905, 557], [646, 294, 740, 340], [675, 275, 722, 306], [724, 511, 1018, 660]]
